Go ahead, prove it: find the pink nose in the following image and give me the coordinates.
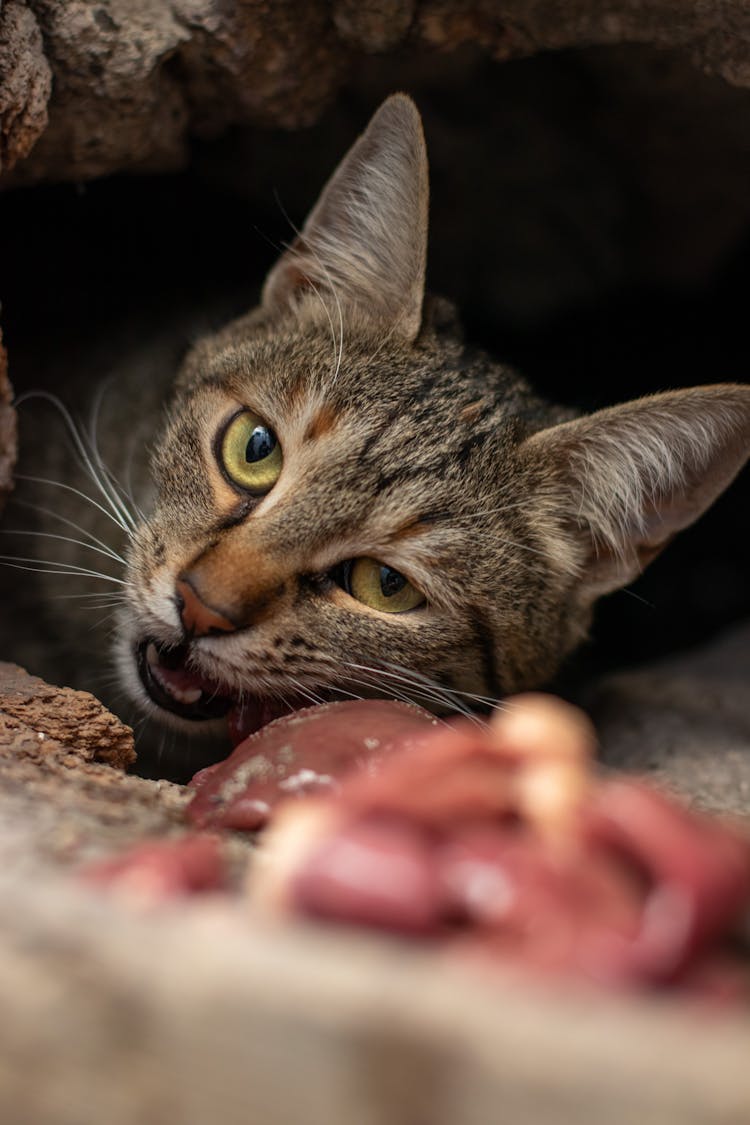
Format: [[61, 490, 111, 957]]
[[175, 578, 237, 638]]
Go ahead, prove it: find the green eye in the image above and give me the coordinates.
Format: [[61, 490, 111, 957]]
[[340, 557, 426, 614], [220, 411, 282, 493]]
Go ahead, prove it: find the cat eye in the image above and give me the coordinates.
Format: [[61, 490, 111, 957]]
[[334, 557, 426, 614], [219, 410, 283, 494]]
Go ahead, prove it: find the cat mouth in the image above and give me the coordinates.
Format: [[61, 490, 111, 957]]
[[135, 638, 305, 744]]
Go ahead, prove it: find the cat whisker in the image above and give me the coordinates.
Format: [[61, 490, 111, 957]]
[[449, 499, 537, 523], [10, 497, 128, 562], [121, 432, 148, 523], [496, 537, 550, 561], [337, 664, 472, 723], [336, 670, 424, 711], [15, 474, 132, 537], [131, 714, 152, 746], [49, 591, 127, 602], [379, 660, 504, 711], [88, 381, 145, 526], [340, 659, 491, 724], [287, 676, 328, 709], [326, 684, 366, 704], [366, 308, 414, 365], [15, 392, 137, 534], [90, 611, 124, 631], [298, 271, 342, 390], [65, 603, 128, 617], [0, 527, 126, 567], [0, 555, 126, 584]]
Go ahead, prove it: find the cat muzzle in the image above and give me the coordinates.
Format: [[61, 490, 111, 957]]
[[135, 637, 311, 742]]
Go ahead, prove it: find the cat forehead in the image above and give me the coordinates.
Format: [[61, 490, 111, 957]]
[[150, 318, 550, 553], [182, 321, 432, 408], [175, 312, 537, 440]]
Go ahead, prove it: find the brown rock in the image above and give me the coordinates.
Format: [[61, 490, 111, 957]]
[[0, 662, 196, 869], [0, 661, 135, 770], [5, 1, 750, 186], [4, 0, 343, 186], [0, 0, 51, 174]]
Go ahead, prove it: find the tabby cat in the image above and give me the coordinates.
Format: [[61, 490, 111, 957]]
[[6, 94, 750, 773]]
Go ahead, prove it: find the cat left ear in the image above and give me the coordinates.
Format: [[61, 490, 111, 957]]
[[262, 94, 429, 343], [522, 384, 750, 598]]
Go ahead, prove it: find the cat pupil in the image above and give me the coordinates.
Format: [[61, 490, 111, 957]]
[[380, 566, 406, 598], [245, 426, 276, 463]]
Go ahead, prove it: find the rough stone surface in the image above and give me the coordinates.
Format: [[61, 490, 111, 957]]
[[0, 871, 748, 1125], [2, 0, 343, 184], [0, 329, 15, 515], [0, 0, 50, 173], [590, 621, 750, 818], [0, 661, 135, 770], [5, 1, 750, 185], [0, 662, 194, 869]]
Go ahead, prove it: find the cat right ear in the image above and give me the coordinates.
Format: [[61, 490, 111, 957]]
[[522, 384, 750, 600], [261, 94, 429, 344]]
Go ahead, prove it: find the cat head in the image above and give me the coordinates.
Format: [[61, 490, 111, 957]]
[[116, 94, 750, 749]]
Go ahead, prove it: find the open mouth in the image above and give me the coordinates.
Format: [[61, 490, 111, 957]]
[[136, 638, 306, 744]]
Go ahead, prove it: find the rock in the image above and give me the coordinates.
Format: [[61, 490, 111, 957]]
[[0, 0, 51, 174], [2, 0, 342, 185], [5, 1, 750, 186], [0, 660, 135, 769], [589, 621, 750, 818], [0, 662, 195, 869]]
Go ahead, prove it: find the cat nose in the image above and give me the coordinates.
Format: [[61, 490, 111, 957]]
[[175, 577, 238, 638]]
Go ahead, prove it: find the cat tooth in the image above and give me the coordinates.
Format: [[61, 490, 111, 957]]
[[146, 642, 159, 668], [172, 686, 203, 706]]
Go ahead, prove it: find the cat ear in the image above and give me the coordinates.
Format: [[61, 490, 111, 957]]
[[523, 385, 750, 598], [262, 93, 429, 343]]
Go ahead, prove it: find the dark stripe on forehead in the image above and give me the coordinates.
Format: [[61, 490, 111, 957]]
[[357, 404, 406, 463], [373, 422, 494, 494], [356, 371, 449, 462], [375, 459, 452, 496]]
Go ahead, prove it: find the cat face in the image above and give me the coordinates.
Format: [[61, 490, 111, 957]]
[[116, 95, 750, 746], [117, 305, 580, 739]]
